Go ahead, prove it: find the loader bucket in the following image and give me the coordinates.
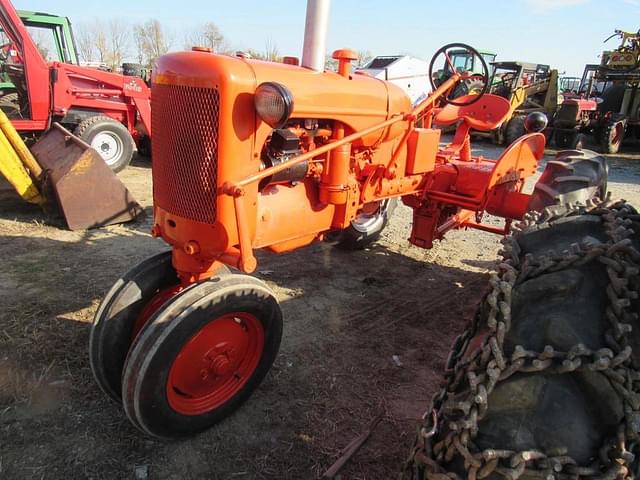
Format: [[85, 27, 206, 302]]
[[30, 123, 144, 230]]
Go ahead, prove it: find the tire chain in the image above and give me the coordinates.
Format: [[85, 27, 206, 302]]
[[404, 196, 640, 480]]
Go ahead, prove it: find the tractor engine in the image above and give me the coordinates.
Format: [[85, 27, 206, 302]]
[[151, 49, 411, 280]]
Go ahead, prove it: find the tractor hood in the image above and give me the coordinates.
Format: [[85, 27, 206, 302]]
[[153, 50, 412, 147]]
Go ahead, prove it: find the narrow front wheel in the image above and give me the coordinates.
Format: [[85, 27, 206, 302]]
[[121, 274, 283, 438]]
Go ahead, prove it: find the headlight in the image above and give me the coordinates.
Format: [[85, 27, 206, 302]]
[[255, 82, 293, 128]]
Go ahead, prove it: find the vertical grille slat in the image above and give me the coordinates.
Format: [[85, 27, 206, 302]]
[[152, 84, 220, 224]]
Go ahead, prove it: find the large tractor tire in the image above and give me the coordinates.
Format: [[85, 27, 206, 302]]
[[122, 62, 145, 78], [404, 198, 640, 480], [598, 85, 626, 116], [0, 92, 20, 118], [528, 149, 607, 213], [74, 115, 136, 173]]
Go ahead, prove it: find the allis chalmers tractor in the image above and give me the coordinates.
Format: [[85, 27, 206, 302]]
[[0, 0, 151, 172], [88, 2, 640, 480]]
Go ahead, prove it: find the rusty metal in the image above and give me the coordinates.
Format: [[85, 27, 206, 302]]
[[404, 196, 640, 480], [31, 123, 143, 230]]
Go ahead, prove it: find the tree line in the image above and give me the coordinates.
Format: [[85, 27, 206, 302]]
[[75, 19, 373, 71]]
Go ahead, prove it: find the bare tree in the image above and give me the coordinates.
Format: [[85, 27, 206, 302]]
[[28, 29, 51, 61], [324, 54, 338, 71], [106, 19, 129, 70], [356, 50, 373, 68], [134, 19, 172, 67], [263, 38, 280, 62], [242, 39, 280, 62], [186, 22, 228, 52], [94, 22, 108, 64], [75, 23, 95, 62]]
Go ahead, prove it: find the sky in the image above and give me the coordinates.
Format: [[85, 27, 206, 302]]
[[12, 0, 640, 76]]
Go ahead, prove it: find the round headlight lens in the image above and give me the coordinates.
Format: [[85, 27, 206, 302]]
[[255, 82, 294, 129]]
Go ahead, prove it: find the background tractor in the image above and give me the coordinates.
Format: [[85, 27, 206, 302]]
[[432, 46, 497, 99], [595, 29, 640, 153], [0, 0, 151, 172], [552, 30, 640, 153], [481, 61, 559, 144]]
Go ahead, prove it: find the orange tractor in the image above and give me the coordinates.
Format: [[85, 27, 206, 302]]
[[89, 1, 606, 438]]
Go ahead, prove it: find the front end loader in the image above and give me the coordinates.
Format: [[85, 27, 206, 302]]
[[484, 62, 559, 144], [0, 108, 142, 230], [87, 3, 635, 480]]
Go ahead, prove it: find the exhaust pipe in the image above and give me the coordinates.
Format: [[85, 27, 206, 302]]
[[301, 0, 331, 72]]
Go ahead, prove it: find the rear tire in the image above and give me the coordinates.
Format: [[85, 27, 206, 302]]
[[333, 198, 397, 250], [601, 119, 625, 154], [505, 116, 526, 144], [122, 62, 145, 78], [0, 92, 20, 117], [403, 202, 640, 479], [553, 130, 584, 150], [74, 115, 135, 173], [121, 274, 283, 438], [528, 149, 607, 213]]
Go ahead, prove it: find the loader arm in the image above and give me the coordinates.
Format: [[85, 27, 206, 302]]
[[0, 0, 52, 123]]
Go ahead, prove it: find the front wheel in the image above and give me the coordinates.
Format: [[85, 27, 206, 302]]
[[74, 115, 136, 172], [89, 251, 181, 401], [121, 274, 283, 438]]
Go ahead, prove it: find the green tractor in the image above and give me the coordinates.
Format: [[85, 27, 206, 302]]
[[0, 10, 79, 101], [432, 47, 497, 95], [485, 61, 559, 144]]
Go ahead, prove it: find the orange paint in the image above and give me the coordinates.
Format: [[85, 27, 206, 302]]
[[150, 46, 546, 280]]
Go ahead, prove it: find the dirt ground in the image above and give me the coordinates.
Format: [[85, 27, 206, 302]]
[[1, 139, 639, 480]]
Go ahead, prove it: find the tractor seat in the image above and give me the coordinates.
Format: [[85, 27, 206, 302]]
[[434, 94, 511, 132]]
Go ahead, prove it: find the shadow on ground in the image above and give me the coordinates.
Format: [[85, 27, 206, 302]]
[[0, 213, 487, 479]]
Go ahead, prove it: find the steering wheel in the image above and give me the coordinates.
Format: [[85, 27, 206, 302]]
[[428, 43, 489, 107]]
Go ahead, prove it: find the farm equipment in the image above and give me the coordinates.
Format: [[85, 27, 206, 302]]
[[0, 107, 143, 230], [552, 30, 640, 153], [89, 6, 612, 472], [0, 0, 151, 171], [595, 29, 640, 153], [481, 61, 559, 144]]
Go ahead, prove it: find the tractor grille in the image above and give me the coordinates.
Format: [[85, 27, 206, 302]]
[[152, 84, 220, 224]]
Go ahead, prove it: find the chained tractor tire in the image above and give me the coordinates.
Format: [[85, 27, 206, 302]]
[[404, 199, 640, 479]]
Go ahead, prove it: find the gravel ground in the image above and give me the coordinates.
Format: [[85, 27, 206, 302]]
[[0, 138, 638, 479]]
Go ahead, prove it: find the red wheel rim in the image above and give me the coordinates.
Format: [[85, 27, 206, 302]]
[[166, 312, 264, 416], [131, 284, 182, 341]]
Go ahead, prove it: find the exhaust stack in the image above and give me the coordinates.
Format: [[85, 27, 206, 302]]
[[301, 0, 331, 72]]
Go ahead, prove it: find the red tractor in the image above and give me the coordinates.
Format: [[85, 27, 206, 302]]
[[89, 0, 608, 448], [0, 0, 151, 172]]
